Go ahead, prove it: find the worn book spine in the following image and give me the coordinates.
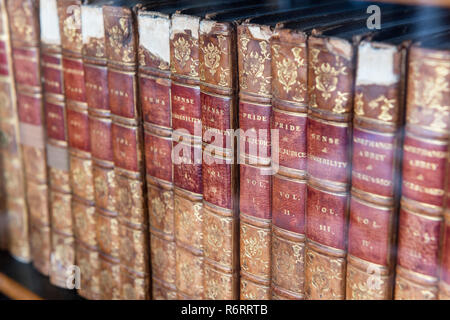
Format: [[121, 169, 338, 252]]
[[346, 41, 406, 300], [104, 3, 150, 300], [394, 45, 450, 300], [57, 0, 98, 298], [82, 2, 119, 300], [305, 35, 354, 300], [7, 0, 50, 269], [170, 13, 204, 300], [40, 0, 74, 287], [269, 28, 307, 300], [138, 10, 176, 300], [237, 23, 272, 300], [0, 0, 28, 259], [199, 19, 239, 300], [440, 165, 450, 300]]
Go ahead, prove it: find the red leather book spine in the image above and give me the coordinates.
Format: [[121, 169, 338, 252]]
[[199, 19, 239, 300], [40, 0, 74, 288], [7, 0, 49, 268], [170, 13, 204, 300], [305, 35, 354, 300], [57, 0, 98, 298], [82, 2, 120, 300], [270, 28, 307, 300], [138, 10, 176, 300], [104, 4, 150, 300], [395, 46, 450, 300], [237, 23, 272, 300], [0, 0, 28, 258], [346, 41, 406, 300]]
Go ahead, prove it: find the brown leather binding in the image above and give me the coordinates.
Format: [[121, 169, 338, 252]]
[[305, 34, 354, 300], [0, 0, 28, 260], [395, 44, 450, 300], [200, 18, 240, 300], [346, 40, 406, 300], [270, 26, 308, 301], [40, 0, 74, 287], [6, 0, 49, 269], [104, 2, 150, 300], [138, 8, 176, 300], [237, 23, 273, 300], [81, 1, 119, 300], [170, 12, 204, 300], [57, 0, 98, 298]]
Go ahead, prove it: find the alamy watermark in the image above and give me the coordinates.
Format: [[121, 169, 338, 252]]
[[171, 123, 280, 176], [367, 5, 381, 30]]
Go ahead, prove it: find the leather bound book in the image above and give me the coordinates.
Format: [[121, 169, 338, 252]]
[[81, 0, 119, 300], [170, 3, 224, 300], [237, 19, 274, 301], [169, 2, 256, 299], [170, 9, 205, 300], [138, 4, 175, 300], [303, 9, 441, 299], [347, 24, 450, 300], [305, 29, 354, 301], [199, 10, 241, 301], [40, 0, 74, 287], [6, 0, 50, 270], [270, 27, 307, 301], [235, 2, 362, 300], [347, 40, 404, 301], [395, 33, 450, 300], [57, 0, 99, 298], [200, 3, 304, 300], [104, 0, 150, 300], [0, 0, 28, 260]]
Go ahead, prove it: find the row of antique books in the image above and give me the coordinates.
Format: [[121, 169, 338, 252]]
[[0, 0, 449, 300]]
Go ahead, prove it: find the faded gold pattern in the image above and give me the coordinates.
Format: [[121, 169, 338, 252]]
[[108, 17, 133, 63], [202, 42, 221, 75], [273, 46, 306, 101], [395, 276, 437, 300], [305, 248, 345, 300], [175, 195, 203, 250], [347, 266, 386, 300], [310, 48, 348, 106], [71, 158, 93, 200], [62, 5, 82, 51], [408, 59, 450, 130], [239, 33, 271, 96], [173, 37, 191, 69], [272, 235, 304, 294], [50, 192, 72, 233], [50, 168, 70, 192], [84, 37, 105, 58], [176, 248, 204, 298], [204, 268, 233, 300], [23, 146, 46, 181], [369, 95, 395, 122], [355, 92, 365, 116], [11, 1, 33, 42], [241, 224, 270, 277], [116, 176, 145, 225], [240, 278, 269, 300]]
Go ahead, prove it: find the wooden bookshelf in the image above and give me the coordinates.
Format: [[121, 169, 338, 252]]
[[0, 251, 82, 300]]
